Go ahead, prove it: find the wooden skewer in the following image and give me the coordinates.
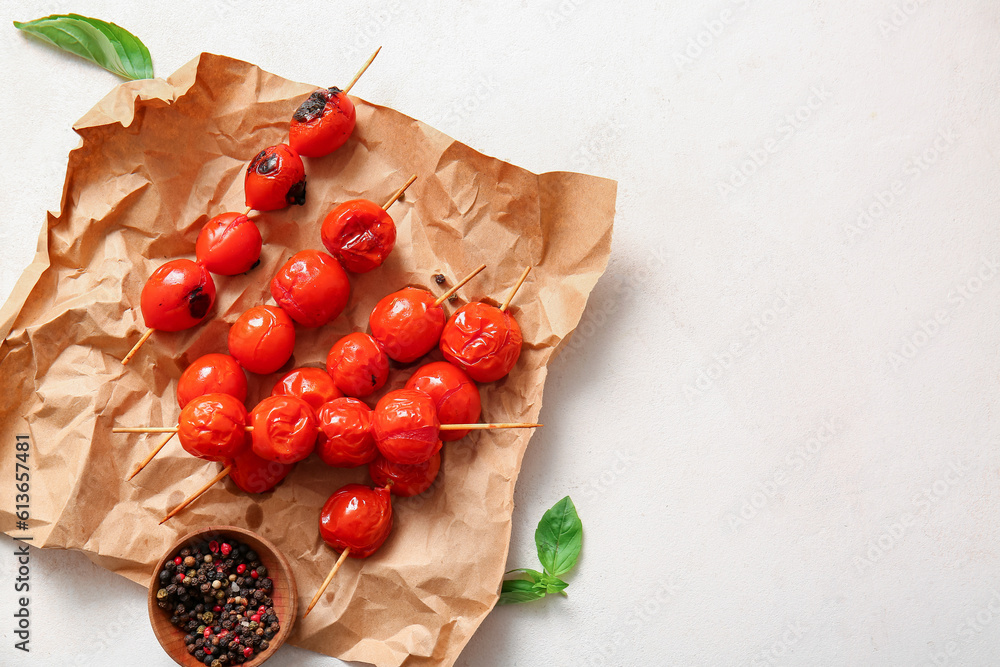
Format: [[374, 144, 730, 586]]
[[160, 465, 232, 524], [127, 431, 175, 481], [243, 206, 253, 216], [500, 267, 532, 312], [114, 425, 255, 434], [440, 423, 542, 430], [343, 46, 382, 95], [304, 547, 351, 618], [433, 264, 487, 306], [122, 328, 155, 365], [382, 174, 417, 211]]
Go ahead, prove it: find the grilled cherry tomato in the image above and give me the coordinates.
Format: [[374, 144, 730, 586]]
[[325, 332, 389, 398], [439, 302, 523, 383], [316, 397, 376, 468], [319, 484, 393, 558], [321, 199, 395, 273], [289, 87, 356, 158], [245, 144, 306, 211], [372, 389, 442, 465], [177, 353, 248, 408], [195, 212, 262, 275], [271, 367, 342, 412], [228, 305, 296, 375], [250, 395, 319, 465], [140, 259, 216, 332], [177, 393, 248, 462], [368, 451, 441, 497], [369, 287, 446, 363], [269, 250, 350, 328], [404, 361, 480, 441], [229, 447, 295, 494]]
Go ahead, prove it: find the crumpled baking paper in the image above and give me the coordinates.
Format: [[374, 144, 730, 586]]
[[0, 53, 615, 666]]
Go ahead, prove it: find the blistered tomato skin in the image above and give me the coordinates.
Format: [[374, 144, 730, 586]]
[[270, 250, 351, 327], [325, 332, 389, 398], [369, 451, 441, 497], [316, 397, 376, 467], [195, 212, 263, 275], [271, 367, 343, 412], [177, 393, 249, 462], [229, 447, 295, 494], [404, 361, 481, 441], [228, 305, 296, 375], [245, 144, 307, 211], [250, 395, 319, 464], [369, 287, 446, 363], [321, 199, 396, 273], [289, 87, 357, 158], [140, 259, 217, 332], [319, 484, 393, 558], [177, 353, 248, 408], [372, 389, 442, 465], [439, 302, 523, 383]]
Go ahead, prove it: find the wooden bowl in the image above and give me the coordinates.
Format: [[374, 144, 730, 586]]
[[148, 526, 297, 666]]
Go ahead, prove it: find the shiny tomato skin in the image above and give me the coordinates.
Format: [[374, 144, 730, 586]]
[[269, 250, 350, 328], [177, 353, 248, 408], [228, 305, 296, 375], [289, 87, 356, 158], [319, 484, 393, 558], [439, 302, 523, 383], [195, 212, 262, 275], [140, 259, 217, 332], [369, 287, 446, 363], [368, 451, 441, 497], [372, 389, 442, 465], [271, 367, 343, 412], [229, 447, 295, 494], [316, 397, 376, 467], [245, 144, 306, 211], [325, 332, 389, 398], [250, 395, 319, 465], [404, 361, 481, 441], [321, 199, 395, 273], [177, 393, 249, 462]]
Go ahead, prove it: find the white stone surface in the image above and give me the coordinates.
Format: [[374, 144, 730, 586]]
[[2, 1, 1000, 665]]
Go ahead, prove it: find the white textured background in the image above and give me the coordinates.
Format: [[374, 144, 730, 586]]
[[3, 1, 1000, 665]]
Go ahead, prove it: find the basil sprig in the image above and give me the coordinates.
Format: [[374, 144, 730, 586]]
[[13, 14, 153, 81], [499, 496, 582, 604]]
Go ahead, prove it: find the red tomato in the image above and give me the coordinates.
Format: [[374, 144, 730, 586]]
[[177, 393, 248, 462], [372, 389, 441, 465], [250, 395, 319, 464], [439, 302, 523, 383], [369, 287, 446, 363], [319, 484, 393, 558], [269, 250, 350, 327], [229, 447, 295, 494], [289, 87, 356, 158], [245, 144, 306, 211], [325, 332, 389, 398], [368, 451, 441, 497], [140, 259, 216, 332], [321, 199, 395, 273], [195, 212, 262, 275], [228, 305, 296, 375], [271, 367, 342, 412], [316, 397, 376, 468], [404, 361, 481, 441], [177, 353, 248, 408]]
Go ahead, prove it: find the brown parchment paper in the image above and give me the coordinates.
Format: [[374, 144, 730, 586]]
[[0, 53, 615, 666]]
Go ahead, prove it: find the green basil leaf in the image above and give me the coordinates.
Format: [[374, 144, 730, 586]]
[[534, 496, 583, 577], [499, 579, 546, 604], [534, 574, 569, 595], [13, 14, 153, 80], [505, 568, 544, 581]]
